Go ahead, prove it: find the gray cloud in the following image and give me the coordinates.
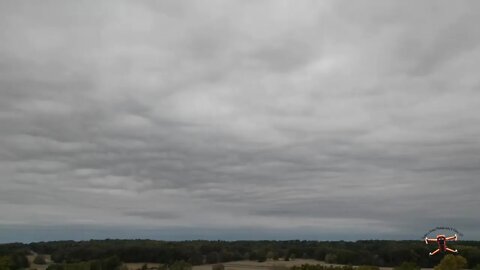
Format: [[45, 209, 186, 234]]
[[1, 0, 480, 242], [124, 210, 180, 220]]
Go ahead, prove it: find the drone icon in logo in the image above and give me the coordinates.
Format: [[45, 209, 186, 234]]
[[425, 234, 458, 256]]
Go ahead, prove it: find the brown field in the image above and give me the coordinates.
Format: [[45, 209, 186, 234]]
[[192, 261, 424, 270], [194, 259, 330, 270], [125, 259, 325, 270], [199, 259, 325, 270], [26, 256, 419, 270]]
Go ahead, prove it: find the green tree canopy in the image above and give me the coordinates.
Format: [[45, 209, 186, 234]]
[[33, 254, 48, 265], [170, 261, 192, 270], [0, 256, 11, 270], [394, 262, 420, 270], [434, 255, 467, 270]]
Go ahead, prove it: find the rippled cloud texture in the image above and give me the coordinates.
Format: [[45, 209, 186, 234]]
[[1, 0, 480, 242]]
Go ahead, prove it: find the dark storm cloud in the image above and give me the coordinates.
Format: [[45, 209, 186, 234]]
[[1, 0, 480, 241]]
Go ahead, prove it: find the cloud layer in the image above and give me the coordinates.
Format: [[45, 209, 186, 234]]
[[1, 0, 480, 242]]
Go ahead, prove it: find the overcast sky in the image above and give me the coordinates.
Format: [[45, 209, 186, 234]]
[[1, 0, 480, 243]]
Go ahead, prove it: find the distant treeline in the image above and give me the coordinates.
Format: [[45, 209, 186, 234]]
[[0, 243, 30, 270], [1, 240, 480, 269], [46, 256, 122, 270]]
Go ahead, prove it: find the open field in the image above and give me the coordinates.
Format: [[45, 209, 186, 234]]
[[23, 256, 430, 270], [124, 260, 404, 270], [125, 259, 325, 270], [125, 260, 432, 270], [193, 259, 325, 270]]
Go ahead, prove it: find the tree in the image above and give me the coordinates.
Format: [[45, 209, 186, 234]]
[[170, 261, 192, 270], [9, 253, 29, 269], [314, 249, 326, 261], [90, 260, 102, 270], [117, 265, 129, 270], [394, 262, 420, 270], [325, 253, 337, 264], [0, 253, 28, 270], [46, 264, 65, 270], [206, 252, 220, 264], [33, 255, 48, 265], [0, 256, 11, 270], [357, 266, 379, 270], [459, 247, 480, 268], [101, 256, 122, 270], [189, 251, 204, 265], [434, 255, 467, 270], [257, 251, 267, 263], [273, 253, 279, 261]]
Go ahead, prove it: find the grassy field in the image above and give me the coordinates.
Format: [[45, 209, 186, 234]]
[[25, 256, 406, 270], [25, 256, 322, 270], [124, 260, 417, 270], [193, 259, 325, 270], [124, 259, 325, 270]]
